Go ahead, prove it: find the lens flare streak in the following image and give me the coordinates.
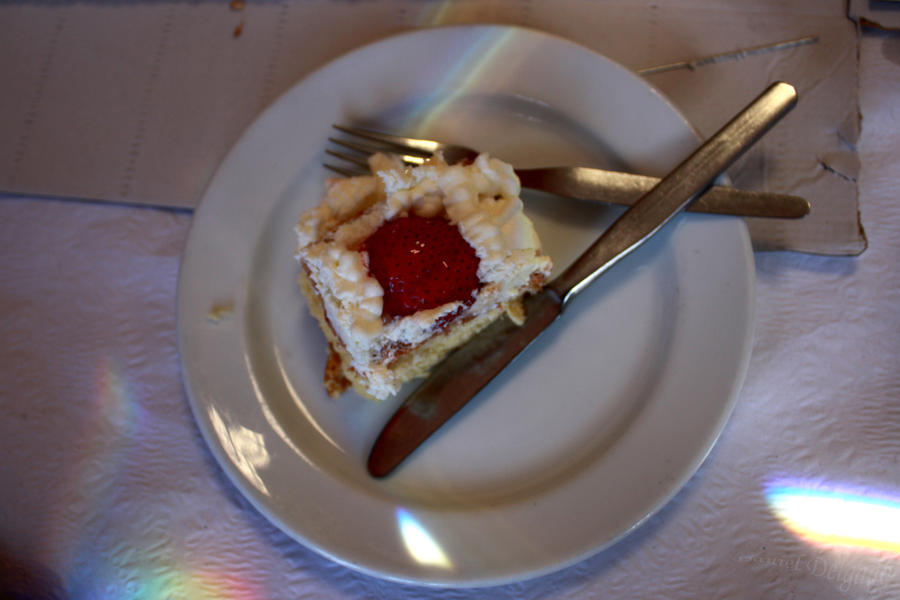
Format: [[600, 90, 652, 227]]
[[767, 482, 900, 555], [396, 508, 453, 570]]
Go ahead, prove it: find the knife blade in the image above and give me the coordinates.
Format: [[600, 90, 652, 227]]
[[368, 81, 798, 478], [516, 167, 810, 219]]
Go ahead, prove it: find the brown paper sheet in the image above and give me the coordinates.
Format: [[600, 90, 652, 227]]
[[850, 0, 900, 31], [0, 0, 865, 255]]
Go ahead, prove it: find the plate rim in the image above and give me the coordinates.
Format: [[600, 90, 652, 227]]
[[176, 23, 756, 587]]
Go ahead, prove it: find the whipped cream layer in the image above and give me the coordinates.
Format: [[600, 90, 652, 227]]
[[296, 153, 552, 399]]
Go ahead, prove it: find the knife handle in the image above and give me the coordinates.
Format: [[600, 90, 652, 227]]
[[548, 81, 798, 306]]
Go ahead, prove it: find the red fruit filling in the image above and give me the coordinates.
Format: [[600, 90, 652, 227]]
[[362, 215, 481, 318]]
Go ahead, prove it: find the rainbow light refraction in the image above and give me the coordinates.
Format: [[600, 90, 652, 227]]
[[766, 480, 900, 555], [387, 27, 520, 133], [55, 358, 266, 599]]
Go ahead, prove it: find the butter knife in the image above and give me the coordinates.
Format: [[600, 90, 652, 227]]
[[368, 81, 798, 478]]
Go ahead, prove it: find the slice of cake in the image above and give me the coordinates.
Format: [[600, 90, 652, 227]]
[[295, 152, 553, 400]]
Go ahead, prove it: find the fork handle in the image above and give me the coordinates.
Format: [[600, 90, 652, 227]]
[[516, 166, 809, 219]]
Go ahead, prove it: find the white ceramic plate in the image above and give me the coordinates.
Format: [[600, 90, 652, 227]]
[[177, 25, 755, 587]]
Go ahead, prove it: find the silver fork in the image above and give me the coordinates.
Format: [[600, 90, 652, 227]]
[[326, 124, 810, 219]]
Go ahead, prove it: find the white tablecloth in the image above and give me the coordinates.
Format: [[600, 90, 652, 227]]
[[1, 24, 898, 600]]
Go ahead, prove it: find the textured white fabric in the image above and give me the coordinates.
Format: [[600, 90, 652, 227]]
[[0, 34, 898, 600]]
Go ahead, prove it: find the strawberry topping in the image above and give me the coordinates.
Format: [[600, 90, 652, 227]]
[[362, 215, 481, 318]]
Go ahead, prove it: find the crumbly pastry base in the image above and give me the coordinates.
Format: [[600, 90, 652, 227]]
[[298, 267, 529, 400]]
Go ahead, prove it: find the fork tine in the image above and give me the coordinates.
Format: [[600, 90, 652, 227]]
[[324, 163, 367, 177], [328, 136, 389, 157], [325, 149, 369, 169], [326, 124, 439, 177], [328, 136, 428, 164], [323, 149, 423, 178], [332, 124, 440, 156], [327, 137, 425, 169], [397, 155, 426, 166]]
